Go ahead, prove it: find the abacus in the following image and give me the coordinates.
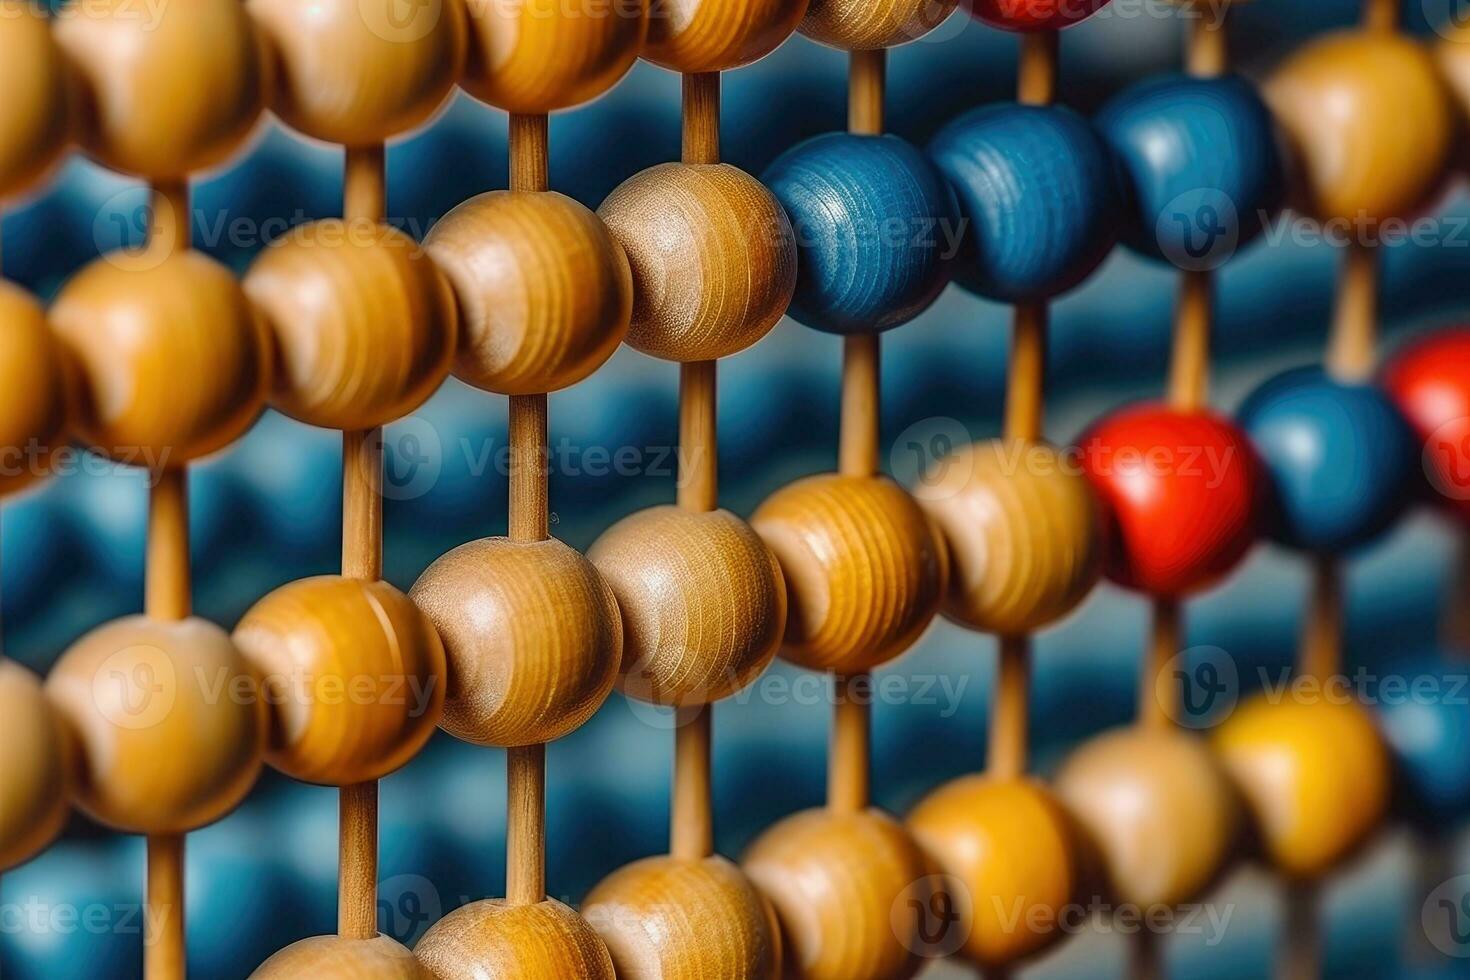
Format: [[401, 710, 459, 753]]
[[3, 0, 1470, 977]]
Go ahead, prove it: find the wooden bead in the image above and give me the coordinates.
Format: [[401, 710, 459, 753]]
[[252, 934, 426, 978], [0, 282, 70, 497], [1080, 405, 1261, 598], [589, 506, 786, 706], [1382, 328, 1470, 522], [425, 191, 631, 395], [54, 0, 267, 179], [0, 1, 70, 201], [245, 221, 458, 430], [915, 439, 1100, 635], [762, 133, 958, 335], [50, 250, 270, 467], [644, 0, 806, 74], [232, 575, 447, 786], [799, 0, 957, 50], [1267, 31, 1452, 226], [906, 775, 1080, 969], [1055, 726, 1239, 910], [460, 0, 647, 114], [0, 660, 70, 871], [743, 807, 930, 980], [415, 898, 616, 979], [45, 615, 266, 835], [963, 0, 1109, 32], [1212, 695, 1390, 879], [583, 855, 781, 980], [410, 537, 621, 747], [598, 163, 797, 362], [751, 474, 946, 674], [247, 0, 466, 146], [929, 104, 1120, 303], [1437, 22, 1470, 126], [1238, 367, 1415, 554]]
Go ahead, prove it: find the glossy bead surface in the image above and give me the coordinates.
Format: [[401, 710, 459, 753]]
[[645, 0, 805, 72], [46, 616, 266, 835], [416, 898, 616, 980], [763, 133, 958, 335], [598, 163, 797, 362], [752, 473, 947, 674], [1382, 327, 1470, 520], [50, 250, 271, 467], [55, 0, 267, 179], [410, 537, 622, 747], [915, 439, 1100, 635], [800, 0, 957, 50], [1238, 367, 1415, 554], [251, 934, 426, 978], [964, 0, 1109, 32], [928, 104, 1120, 303], [1080, 404, 1261, 597], [0, 1, 70, 201], [1376, 654, 1470, 822], [425, 191, 631, 395], [1097, 73, 1285, 269], [0, 282, 71, 497], [588, 506, 786, 706], [0, 660, 70, 871]]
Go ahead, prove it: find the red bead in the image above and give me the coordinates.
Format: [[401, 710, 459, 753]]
[[1080, 404, 1261, 597], [964, 0, 1110, 32], [1382, 327, 1470, 520]]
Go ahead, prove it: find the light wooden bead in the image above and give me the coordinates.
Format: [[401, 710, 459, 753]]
[[233, 575, 447, 786], [584, 855, 782, 980], [54, 0, 267, 179], [50, 250, 270, 467], [906, 776, 1079, 969], [644, 0, 807, 73], [0, 282, 70, 497], [247, 0, 466, 146], [588, 506, 786, 706], [45, 615, 266, 835], [460, 0, 647, 114], [0, 660, 70, 871], [743, 808, 930, 980], [599, 163, 797, 363], [245, 221, 457, 430], [415, 898, 616, 979], [1438, 22, 1470, 124], [252, 934, 426, 978], [799, 0, 957, 51], [410, 537, 621, 747], [1212, 695, 1390, 880], [1055, 726, 1239, 910], [752, 473, 947, 675], [425, 191, 631, 395], [0, 0, 70, 201], [1267, 31, 1452, 225]]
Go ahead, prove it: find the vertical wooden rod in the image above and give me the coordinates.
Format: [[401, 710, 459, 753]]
[[1446, 526, 1470, 650], [671, 706, 713, 859], [1142, 598, 1181, 728], [1169, 270, 1212, 411], [849, 50, 885, 134], [338, 782, 379, 939], [146, 470, 191, 621], [509, 114, 550, 193], [682, 73, 721, 165], [1300, 556, 1342, 684], [506, 744, 547, 904], [1363, 0, 1399, 31], [1017, 30, 1059, 107], [508, 395, 549, 543], [1004, 303, 1047, 444], [839, 337, 881, 477], [987, 636, 1029, 778], [1326, 241, 1378, 383], [828, 675, 870, 813], [146, 834, 185, 980], [678, 361, 718, 513], [1186, 4, 1228, 77], [1284, 883, 1319, 979]]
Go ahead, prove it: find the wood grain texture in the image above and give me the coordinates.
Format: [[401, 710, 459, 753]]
[[247, 0, 466, 146], [232, 575, 446, 785], [964, 0, 1109, 31], [251, 934, 427, 978], [1267, 31, 1452, 225], [1055, 726, 1239, 909], [915, 439, 1100, 635], [588, 506, 786, 706], [752, 473, 947, 674], [644, 0, 807, 73], [410, 536, 622, 746], [1382, 327, 1470, 522], [416, 898, 615, 979], [245, 220, 458, 430], [425, 190, 631, 394], [0, 1, 70, 201], [743, 808, 930, 980], [0, 659, 71, 871], [0, 282, 70, 497], [906, 775, 1080, 969], [45, 615, 266, 835], [1211, 695, 1389, 879], [598, 162, 797, 362], [50, 250, 270, 467], [583, 855, 782, 980], [54, 0, 267, 179], [799, 0, 956, 50]]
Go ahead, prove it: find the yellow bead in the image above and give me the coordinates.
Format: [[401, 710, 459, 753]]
[[425, 191, 631, 395], [46, 616, 266, 835], [247, 0, 466, 146], [0, 660, 70, 870], [415, 898, 616, 979], [251, 934, 427, 978], [0, 282, 70, 497], [799, 0, 957, 51], [599, 163, 797, 362], [588, 506, 786, 707], [644, 0, 807, 73], [410, 537, 622, 747], [0, 0, 70, 201], [233, 576, 447, 786], [752, 473, 947, 674], [245, 221, 457, 430]]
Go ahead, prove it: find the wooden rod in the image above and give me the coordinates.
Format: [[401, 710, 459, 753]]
[[849, 50, 885, 134], [1017, 30, 1059, 106], [828, 674, 870, 813], [839, 336, 881, 477], [148, 179, 190, 256], [338, 782, 379, 939], [506, 744, 547, 905], [1300, 556, 1341, 684], [343, 145, 386, 226], [509, 114, 550, 193], [682, 72, 721, 165], [1186, 5, 1228, 77], [678, 361, 718, 513], [671, 706, 713, 859], [1364, 0, 1399, 31], [341, 429, 383, 581], [1445, 526, 1470, 650], [145, 834, 185, 980], [1004, 303, 1047, 443], [1131, 929, 1165, 980], [1326, 241, 1377, 383], [1284, 883, 1319, 980], [1142, 598, 1180, 728], [146, 469, 191, 621], [1168, 270, 1212, 412], [509, 394, 549, 542], [987, 635, 1029, 778]]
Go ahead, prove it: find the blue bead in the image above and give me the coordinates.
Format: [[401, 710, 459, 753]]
[[928, 103, 1121, 303], [1377, 654, 1470, 823], [763, 133, 960, 335], [1238, 367, 1416, 554], [1097, 73, 1285, 269]]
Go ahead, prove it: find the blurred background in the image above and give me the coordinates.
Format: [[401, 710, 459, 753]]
[[4, 0, 1470, 976]]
